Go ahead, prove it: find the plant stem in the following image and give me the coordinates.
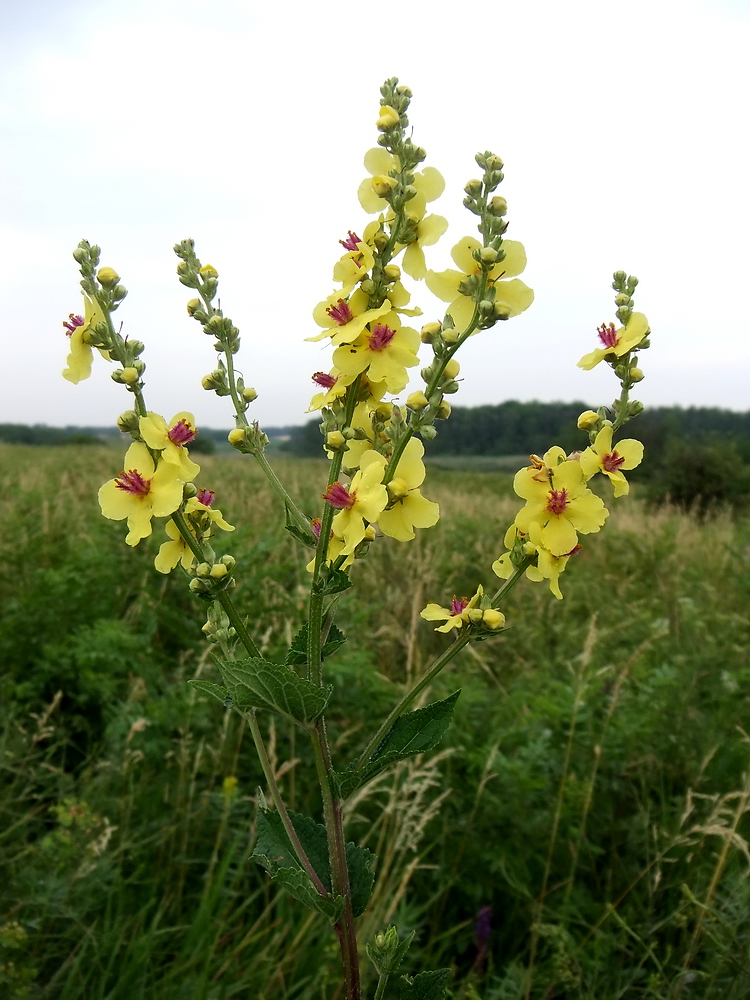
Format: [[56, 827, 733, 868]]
[[373, 970, 390, 1000]]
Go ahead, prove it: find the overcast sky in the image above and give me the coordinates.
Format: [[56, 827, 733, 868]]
[[2, 0, 748, 430]]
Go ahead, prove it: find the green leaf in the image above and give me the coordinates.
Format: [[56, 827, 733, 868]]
[[273, 867, 344, 923], [188, 679, 229, 706], [286, 623, 347, 667], [284, 504, 317, 549], [320, 567, 352, 596], [218, 657, 331, 727], [399, 969, 450, 1000], [335, 691, 461, 798], [346, 841, 376, 917]]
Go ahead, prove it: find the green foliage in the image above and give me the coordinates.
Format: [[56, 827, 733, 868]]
[[218, 656, 332, 725], [286, 622, 347, 666], [646, 437, 750, 512], [400, 969, 450, 999]]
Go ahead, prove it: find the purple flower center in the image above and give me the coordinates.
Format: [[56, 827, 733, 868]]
[[368, 323, 396, 352], [312, 372, 338, 389], [327, 299, 354, 326], [63, 313, 84, 337], [168, 419, 197, 446], [450, 596, 469, 616], [597, 322, 618, 348], [323, 482, 355, 509], [602, 450, 625, 473], [197, 488, 215, 506], [339, 231, 362, 252], [546, 488, 569, 515], [115, 469, 151, 497]]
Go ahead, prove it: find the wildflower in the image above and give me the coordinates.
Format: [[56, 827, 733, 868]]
[[378, 438, 439, 541], [99, 442, 184, 546], [513, 458, 608, 556], [401, 213, 449, 280], [154, 518, 196, 573], [307, 370, 351, 411], [425, 236, 533, 331], [577, 313, 649, 370], [577, 409, 600, 430], [332, 232, 376, 294], [420, 586, 484, 633], [62, 296, 108, 384], [324, 451, 388, 554], [357, 147, 444, 217], [139, 412, 201, 480], [580, 425, 644, 496], [309, 287, 392, 346], [332, 317, 420, 393]]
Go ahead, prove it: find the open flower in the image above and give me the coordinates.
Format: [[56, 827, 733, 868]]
[[357, 147, 445, 217], [62, 296, 108, 384], [513, 458, 608, 556], [425, 236, 534, 331], [577, 313, 649, 370], [332, 231, 376, 294], [139, 412, 201, 480], [332, 316, 419, 393], [401, 213, 449, 280], [98, 442, 184, 546], [309, 287, 392, 346], [154, 492, 234, 574], [378, 438, 439, 541], [324, 451, 388, 554], [580, 425, 644, 496], [420, 586, 483, 633]]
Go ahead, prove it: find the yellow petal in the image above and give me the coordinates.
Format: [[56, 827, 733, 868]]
[[424, 268, 463, 303], [490, 240, 527, 279], [451, 237, 482, 273], [493, 279, 534, 318]]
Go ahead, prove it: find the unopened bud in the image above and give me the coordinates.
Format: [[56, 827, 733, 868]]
[[435, 400, 451, 420], [464, 179, 483, 197], [326, 430, 346, 449], [442, 379, 460, 394], [199, 265, 218, 279], [374, 402, 393, 421], [442, 327, 459, 344], [183, 483, 198, 500], [493, 303, 512, 321], [376, 104, 400, 130], [196, 563, 212, 578], [483, 609, 505, 630], [210, 563, 228, 580], [478, 299, 494, 316], [371, 175, 398, 198], [189, 578, 208, 594], [421, 425, 437, 440], [615, 293, 631, 306], [383, 264, 401, 282], [489, 196, 508, 216], [121, 367, 139, 384], [629, 367, 645, 382], [577, 410, 600, 430], [479, 247, 499, 264], [116, 410, 139, 433], [97, 266, 120, 288], [468, 608, 484, 623], [242, 386, 258, 402], [420, 321, 441, 344], [388, 477, 410, 498], [220, 554, 236, 570], [443, 358, 460, 379], [228, 428, 246, 446], [187, 298, 201, 316], [406, 390, 429, 411]]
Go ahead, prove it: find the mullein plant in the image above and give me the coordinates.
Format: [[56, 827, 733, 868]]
[[60, 78, 650, 999]]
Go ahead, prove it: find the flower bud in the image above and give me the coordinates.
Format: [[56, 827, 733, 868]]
[[420, 321, 441, 344], [374, 402, 393, 421], [464, 179, 483, 197], [484, 154, 504, 171], [615, 293, 631, 306], [421, 425, 437, 440], [442, 327, 459, 344], [478, 299, 494, 316], [407, 390, 429, 411], [183, 483, 198, 500], [189, 578, 209, 594], [97, 266, 120, 288], [220, 554, 236, 570], [210, 563, 228, 580], [436, 400, 451, 420], [199, 265, 218, 279], [577, 410, 600, 430], [388, 477, 410, 498], [468, 608, 484, 623], [383, 264, 401, 282], [371, 175, 398, 198], [493, 303, 512, 321], [121, 367, 140, 385], [442, 379, 460, 394], [196, 562, 212, 578], [326, 430, 346, 449], [483, 609, 505, 630], [443, 359, 460, 380], [479, 247, 499, 264], [629, 367, 645, 382], [228, 428, 246, 446], [187, 298, 201, 316], [489, 196, 508, 216], [242, 386, 258, 402], [376, 105, 400, 130], [116, 410, 139, 434]]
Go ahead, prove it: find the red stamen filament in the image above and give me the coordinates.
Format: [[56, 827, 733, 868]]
[[546, 488, 569, 515], [322, 482, 356, 509], [602, 450, 625, 472], [115, 469, 152, 497], [597, 322, 618, 348], [450, 596, 469, 616], [339, 231, 362, 252], [197, 488, 215, 507], [368, 323, 396, 352], [327, 299, 354, 326], [63, 314, 84, 336], [168, 419, 197, 446], [312, 372, 338, 389]]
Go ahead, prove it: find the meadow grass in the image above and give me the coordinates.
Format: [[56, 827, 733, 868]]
[[1, 443, 749, 999]]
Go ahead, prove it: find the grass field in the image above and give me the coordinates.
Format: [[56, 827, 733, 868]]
[[1, 443, 749, 999]]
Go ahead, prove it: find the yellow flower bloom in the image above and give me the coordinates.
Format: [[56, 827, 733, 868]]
[[580, 426, 644, 497], [98, 442, 184, 546], [357, 147, 445, 216], [332, 231, 376, 294], [309, 287, 391, 346], [401, 213, 449, 280], [493, 523, 579, 601], [420, 586, 483, 633], [154, 490, 233, 575], [307, 369, 355, 412], [324, 451, 388, 554], [332, 315, 419, 394], [378, 438, 439, 542], [154, 518, 196, 574], [425, 236, 534, 331], [513, 457, 608, 557], [139, 412, 201, 481], [577, 313, 649, 370], [62, 296, 108, 384]]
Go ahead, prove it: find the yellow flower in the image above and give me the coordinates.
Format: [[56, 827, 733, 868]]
[[139, 411, 201, 481], [332, 315, 419, 394], [420, 586, 483, 633], [357, 147, 445, 217], [493, 523, 579, 601], [324, 451, 388, 554], [99, 442, 184, 546], [309, 287, 392, 346], [401, 213, 449, 280], [378, 438, 439, 541], [307, 369, 354, 412], [577, 313, 649, 370], [332, 231, 376, 294], [154, 518, 196, 574], [513, 457, 608, 557], [580, 426, 644, 497], [425, 236, 534, 331], [62, 296, 108, 384]]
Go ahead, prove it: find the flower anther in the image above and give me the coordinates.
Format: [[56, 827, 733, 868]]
[[197, 488, 215, 506], [339, 231, 362, 253], [115, 469, 152, 497], [63, 314, 84, 336], [327, 299, 354, 326], [450, 596, 469, 616], [602, 451, 625, 473], [323, 482, 356, 509], [312, 372, 338, 389], [368, 323, 396, 352], [597, 322, 618, 348], [546, 489, 570, 515], [167, 419, 198, 446]]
